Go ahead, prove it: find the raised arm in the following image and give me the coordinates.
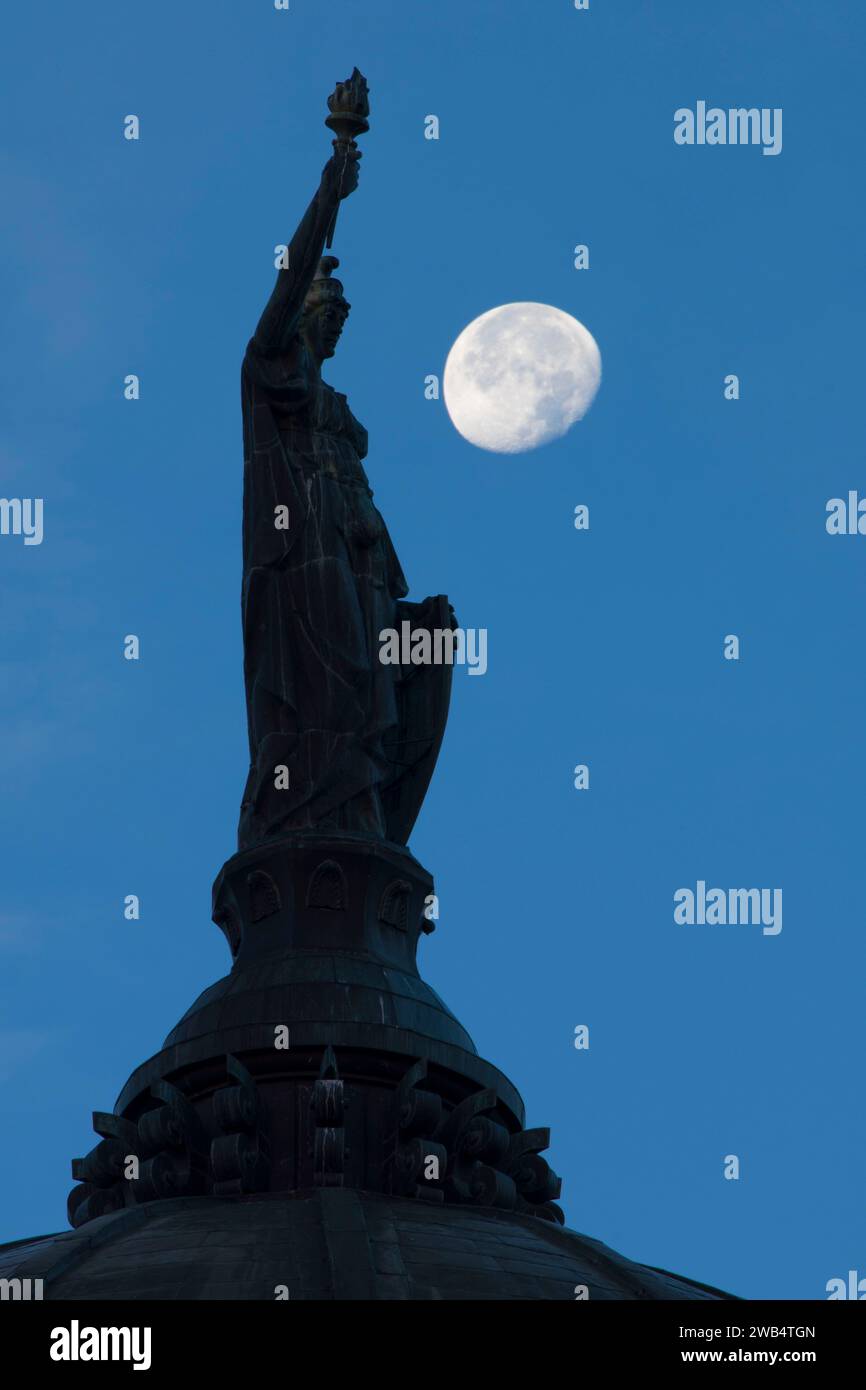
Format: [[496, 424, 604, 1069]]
[[251, 149, 361, 359]]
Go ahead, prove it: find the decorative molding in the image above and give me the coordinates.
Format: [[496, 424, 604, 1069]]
[[306, 860, 346, 911], [378, 878, 411, 930], [247, 869, 281, 922]]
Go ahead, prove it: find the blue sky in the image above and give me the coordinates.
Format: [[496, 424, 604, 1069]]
[[1, 0, 863, 1299]]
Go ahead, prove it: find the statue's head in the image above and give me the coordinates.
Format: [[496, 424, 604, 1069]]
[[302, 256, 350, 362]]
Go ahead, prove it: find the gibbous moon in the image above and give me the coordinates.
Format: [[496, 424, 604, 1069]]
[[443, 302, 601, 454]]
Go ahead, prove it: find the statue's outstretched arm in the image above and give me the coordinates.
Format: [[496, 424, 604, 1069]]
[[251, 152, 360, 358]]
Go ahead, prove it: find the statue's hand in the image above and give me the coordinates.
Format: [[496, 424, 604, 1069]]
[[322, 145, 361, 201]]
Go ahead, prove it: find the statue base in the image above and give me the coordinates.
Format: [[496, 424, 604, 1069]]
[[66, 835, 563, 1229]]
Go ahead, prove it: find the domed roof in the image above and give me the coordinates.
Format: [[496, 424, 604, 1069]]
[[1, 833, 737, 1302], [0, 1190, 734, 1301]]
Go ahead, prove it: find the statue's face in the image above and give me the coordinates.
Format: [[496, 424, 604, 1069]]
[[305, 301, 348, 361]]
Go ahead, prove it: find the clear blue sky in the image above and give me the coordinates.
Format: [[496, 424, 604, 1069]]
[[1, 0, 863, 1299]]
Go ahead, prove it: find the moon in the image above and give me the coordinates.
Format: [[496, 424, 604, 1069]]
[[443, 302, 601, 454]]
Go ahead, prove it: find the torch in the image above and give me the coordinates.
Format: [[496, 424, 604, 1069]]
[[324, 68, 370, 249]]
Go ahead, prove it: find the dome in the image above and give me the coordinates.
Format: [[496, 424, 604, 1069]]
[[0, 1190, 733, 1301], [0, 835, 737, 1302]]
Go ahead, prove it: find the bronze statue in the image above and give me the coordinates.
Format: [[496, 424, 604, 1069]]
[[1, 70, 737, 1309], [238, 71, 452, 852]]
